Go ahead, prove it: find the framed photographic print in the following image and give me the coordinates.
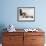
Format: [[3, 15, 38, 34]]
[[17, 7, 35, 22]]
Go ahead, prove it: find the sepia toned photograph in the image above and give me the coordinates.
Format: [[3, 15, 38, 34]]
[[17, 7, 35, 22]]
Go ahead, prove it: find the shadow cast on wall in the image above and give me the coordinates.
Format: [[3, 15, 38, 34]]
[[0, 24, 7, 43]]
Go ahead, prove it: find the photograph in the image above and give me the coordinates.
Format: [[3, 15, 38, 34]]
[[17, 7, 35, 22]]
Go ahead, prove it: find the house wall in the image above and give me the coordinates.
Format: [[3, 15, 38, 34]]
[[0, 0, 46, 29]]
